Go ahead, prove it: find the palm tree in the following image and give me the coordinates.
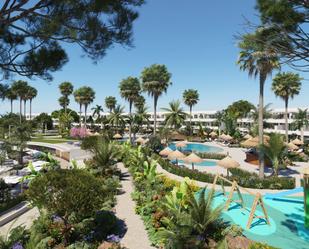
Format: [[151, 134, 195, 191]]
[[11, 80, 29, 122], [260, 133, 286, 176], [237, 30, 280, 179], [134, 94, 146, 112], [58, 96, 69, 109], [272, 72, 302, 142], [73, 88, 84, 126], [141, 64, 172, 136], [183, 89, 199, 135], [5, 87, 17, 113], [108, 104, 126, 132], [80, 86, 95, 127], [161, 100, 187, 130], [293, 109, 309, 142], [119, 77, 141, 143], [91, 104, 104, 128], [0, 84, 8, 101], [105, 96, 117, 113], [59, 82, 74, 114], [27, 86, 37, 120]]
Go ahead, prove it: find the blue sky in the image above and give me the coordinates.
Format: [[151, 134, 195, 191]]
[[2, 0, 309, 114]]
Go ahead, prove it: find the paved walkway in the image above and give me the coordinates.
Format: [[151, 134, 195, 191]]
[[115, 163, 155, 249]]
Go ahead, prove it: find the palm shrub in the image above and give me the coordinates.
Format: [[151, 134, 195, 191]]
[[260, 133, 287, 176], [161, 100, 187, 130]]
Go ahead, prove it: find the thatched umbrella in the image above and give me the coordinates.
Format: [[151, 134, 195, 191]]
[[135, 137, 146, 144], [224, 134, 233, 141], [286, 142, 299, 151], [219, 133, 226, 139], [113, 133, 122, 139], [203, 131, 208, 136], [292, 138, 303, 146], [168, 149, 185, 165], [241, 135, 269, 148], [183, 153, 203, 170], [244, 134, 252, 140], [209, 131, 217, 138], [176, 141, 187, 148], [217, 156, 240, 177], [159, 147, 173, 157]]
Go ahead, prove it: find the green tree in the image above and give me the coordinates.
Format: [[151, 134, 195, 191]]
[[134, 94, 146, 112], [226, 100, 254, 119], [238, 30, 280, 178], [119, 77, 141, 143], [33, 113, 53, 133], [26, 169, 110, 245], [292, 109, 309, 142], [105, 96, 117, 113], [183, 89, 199, 136], [59, 82, 74, 114], [260, 133, 286, 176], [161, 100, 187, 130], [0, 84, 8, 101], [80, 87, 95, 127], [108, 105, 126, 132], [27, 86, 37, 121], [272, 72, 302, 142], [141, 64, 172, 136], [11, 80, 29, 122], [0, 1, 144, 79], [5, 87, 17, 113]]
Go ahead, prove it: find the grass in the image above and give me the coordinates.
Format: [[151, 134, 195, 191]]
[[31, 137, 77, 144]]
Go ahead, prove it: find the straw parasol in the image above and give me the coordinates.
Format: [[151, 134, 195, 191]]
[[224, 134, 233, 141], [168, 149, 185, 165], [176, 141, 187, 148], [286, 142, 299, 151], [135, 137, 146, 144], [292, 138, 303, 146], [219, 133, 226, 139], [159, 147, 173, 157], [209, 131, 217, 138], [241, 135, 269, 148], [217, 155, 240, 177], [183, 153, 203, 170], [203, 131, 208, 136], [244, 134, 252, 140], [113, 133, 122, 139]]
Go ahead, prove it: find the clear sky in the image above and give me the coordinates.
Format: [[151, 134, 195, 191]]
[[1, 0, 309, 114]]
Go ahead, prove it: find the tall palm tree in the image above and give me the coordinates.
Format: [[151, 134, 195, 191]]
[[59, 82, 74, 114], [11, 80, 29, 122], [272, 72, 302, 142], [91, 104, 103, 128], [119, 76, 141, 143], [135, 105, 150, 133], [108, 104, 126, 132], [58, 96, 69, 109], [105, 96, 117, 113], [134, 94, 146, 112], [183, 89, 199, 135], [161, 100, 187, 130], [0, 84, 8, 101], [293, 109, 309, 142], [73, 88, 84, 127], [27, 86, 37, 120], [237, 30, 280, 179], [141, 64, 172, 136], [79, 86, 95, 127], [5, 87, 17, 113]]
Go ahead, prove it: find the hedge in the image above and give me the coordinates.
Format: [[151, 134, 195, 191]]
[[156, 156, 295, 190], [195, 152, 226, 160]]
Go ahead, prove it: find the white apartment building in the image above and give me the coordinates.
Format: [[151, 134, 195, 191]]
[[27, 107, 309, 138]]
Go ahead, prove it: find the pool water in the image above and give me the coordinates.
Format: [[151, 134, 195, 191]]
[[169, 142, 223, 153], [177, 159, 217, 167]]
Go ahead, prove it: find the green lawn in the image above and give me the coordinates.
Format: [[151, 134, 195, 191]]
[[31, 137, 77, 144]]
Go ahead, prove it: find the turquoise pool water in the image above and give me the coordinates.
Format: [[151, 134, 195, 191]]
[[169, 142, 223, 153], [202, 190, 309, 249], [177, 159, 217, 167]]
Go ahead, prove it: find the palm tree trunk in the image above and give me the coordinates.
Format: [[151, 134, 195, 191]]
[[10, 99, 13, 113], [258, 73, 266, 179], [30, 99, 32, 121], [23, 100, 26, 119], [301, 126, 304, 142], [84, 104, 88, 128], [19, 99, 22, 123], [190, 105, 192, 136], [129, 101, 132, 144], [284, 98, 289, 142], [153, 96, 158, 136], [79, 104, 82, 127]]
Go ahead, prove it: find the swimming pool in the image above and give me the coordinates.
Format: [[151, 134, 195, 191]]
[[177, 159, 217, 167], [169, 142, 223, 153]]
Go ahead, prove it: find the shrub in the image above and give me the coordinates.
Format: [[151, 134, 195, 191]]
[[195, 152, 226, 160], [145, 135, 163, 153]]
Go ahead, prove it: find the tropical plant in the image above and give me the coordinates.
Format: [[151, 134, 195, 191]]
[[74, 86, 95, 127], [108, 105, 126, 132], [58, 96, 69, 109], [59, 82, 74, 114], [183, 89, 199, 135], [272, 72, 302, 141], [11, 80, 29, 122], [105, 96, 117, 113], [26, 86, 37, 120], [292, 108, 309, 142], [134, 94, 146, 112], [5, 87, 17, 113], [161, 100, 187, 130], [73, 88, 83, 126], [226, 100, 254, 119], [260, 133, 287, 176], [119, 77, 141, 143], [141, 64, 172, 135], [91, 105, 104, 128], [0, 84, 8, 101], [238, 29, 280, 178], [33, 113, 53, 133]]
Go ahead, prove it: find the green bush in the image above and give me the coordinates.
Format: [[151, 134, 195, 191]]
[[156, 155, 295, 189], [195, 152, 226, 160]]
